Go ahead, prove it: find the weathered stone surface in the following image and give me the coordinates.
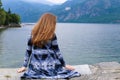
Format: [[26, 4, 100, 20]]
[[0, 68, 22, 80], [96, 62, 120, 70], [0, 62, 120, 80]]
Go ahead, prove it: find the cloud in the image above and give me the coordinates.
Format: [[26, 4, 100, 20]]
[[47, 0, 67, 4], [21, 0, 47, 3], [21, 0, 67, 4]]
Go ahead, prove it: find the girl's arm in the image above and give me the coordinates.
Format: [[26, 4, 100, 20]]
[[17, 37, 32, 73], [51, 35, 75, 70], [23, 37, 32, 67], [51, 35, 65, 67]]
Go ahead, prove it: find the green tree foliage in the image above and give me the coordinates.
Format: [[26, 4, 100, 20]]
[[0, 0, 20, 26], [0, 9, 6, 26], [4, 12, 10, 25], [8, 8, 11, 14], [0, 0, 2, 9], [4, 9, 20, 25], [10, 13, 20, 24]]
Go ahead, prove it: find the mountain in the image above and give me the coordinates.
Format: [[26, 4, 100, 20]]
[[2, 0, 52, 22], [51, 0, 120, 23], [20, 0, 55, 5], [2, 0, 120, 23]]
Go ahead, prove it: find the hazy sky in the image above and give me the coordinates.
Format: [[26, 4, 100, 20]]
[[47, 0, 67, 4], [22, 0, 67, 4]]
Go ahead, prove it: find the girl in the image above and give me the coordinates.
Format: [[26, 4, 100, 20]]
[[17, 13, 80, 79]]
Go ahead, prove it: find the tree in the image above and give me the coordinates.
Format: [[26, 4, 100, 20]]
[[0, 0, 2, 9], [0, 0, 21, 26], [8, 8, 11, 14], [10, 13, 20, 24], [4, 12, 10, 25], [13, 14, 20, 24], [0, 9, 6, 25], [4, 8, 12, 25]]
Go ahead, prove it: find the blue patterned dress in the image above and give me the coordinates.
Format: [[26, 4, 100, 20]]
[[21, 35, 80, 79]]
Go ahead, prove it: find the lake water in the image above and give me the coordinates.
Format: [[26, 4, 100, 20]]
[[0, 23, 120, 68]]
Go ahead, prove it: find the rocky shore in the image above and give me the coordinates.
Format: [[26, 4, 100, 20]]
[[0, 27, 5, 29], [0, 62, 120, 80], [0, 23, 21, 28]]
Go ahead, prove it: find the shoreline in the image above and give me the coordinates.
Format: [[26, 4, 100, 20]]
[[0, 61, 120, 80], [1, 23, 120, 28], [0, 23, 21, 28], [0, 27, 5, 29]]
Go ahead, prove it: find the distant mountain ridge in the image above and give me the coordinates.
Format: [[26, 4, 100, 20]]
[[2, 0, 120, 23], [2, 0, 51, 22], [52, 0, 120, 23]]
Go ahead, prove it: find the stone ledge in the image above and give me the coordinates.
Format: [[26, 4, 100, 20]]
[[0, 62, 120, 80]]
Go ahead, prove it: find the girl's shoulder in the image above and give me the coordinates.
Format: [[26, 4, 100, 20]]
[[27, 35, 32, 46], [52, 34, 57, 41]]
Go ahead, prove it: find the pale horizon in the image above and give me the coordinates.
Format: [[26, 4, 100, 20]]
[[47, 0, 67, 4], [21, 0, 67, 4]]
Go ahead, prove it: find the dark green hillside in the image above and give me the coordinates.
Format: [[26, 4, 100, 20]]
[[0, 0, 20, 27]]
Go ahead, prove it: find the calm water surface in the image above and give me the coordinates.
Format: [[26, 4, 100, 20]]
[[0, 23, 120, 68]]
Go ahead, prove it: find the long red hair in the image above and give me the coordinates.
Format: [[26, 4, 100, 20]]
[[31, 13, 56, 47]]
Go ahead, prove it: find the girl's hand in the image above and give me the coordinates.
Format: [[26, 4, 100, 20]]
[[65, 65, 75, 70], [17, 67, 27, 73]]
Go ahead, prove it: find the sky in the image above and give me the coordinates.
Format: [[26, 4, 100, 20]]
[[47, 0, 67, 4], [22, 0, 67, 4]]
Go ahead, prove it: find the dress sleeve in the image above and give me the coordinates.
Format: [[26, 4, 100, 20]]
[[51, 35, 66, 67], [23, 37, 32, 67]]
